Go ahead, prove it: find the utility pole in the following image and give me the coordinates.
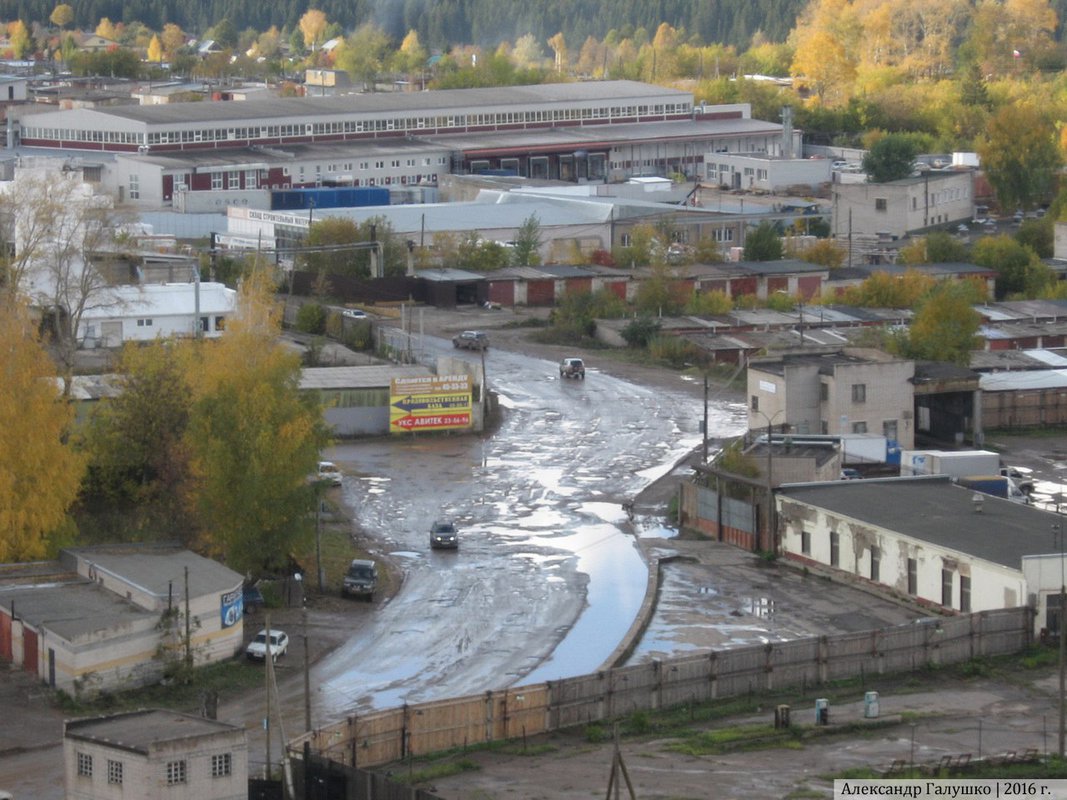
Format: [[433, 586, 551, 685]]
[[303, 603, 311, 733], [702, 373, 709, 463], [183, 567, 192, 674], [264, 610, 272, 780]]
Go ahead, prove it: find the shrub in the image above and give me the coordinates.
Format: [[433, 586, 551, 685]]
[[295, 302, 327, 334]]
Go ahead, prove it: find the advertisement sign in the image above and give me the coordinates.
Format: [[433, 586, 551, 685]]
[[390, 375, 473, 434], [220, 589, 243, 628]]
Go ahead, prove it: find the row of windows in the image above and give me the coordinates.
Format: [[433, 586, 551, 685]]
[[76, 752, 232, 784], [797, 535, 971, 611], [24, 101, 692, 147], [23, 126, 142, 144]]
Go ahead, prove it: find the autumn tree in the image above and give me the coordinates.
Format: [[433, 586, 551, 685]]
[[160, 23, 184, 57], [9, 21, 31, 59], [842, 270, 936, 307], [790, 0, 862, 106], [971, 235, 1052, 298], [335, 23, 392, 90], [184, 275, 328, 575], [978, 105, 1061, 213], [547, 32, 567, 73], [793, 238, 845, 268], [633, 263, 686, 316], [146, 35, 163, 64], [298, 9, 328, 51], [49, 3, 73, 29], [903, 283, 982, 365], [391, 29, 427, 75], [898, 231, 969, 265], [743, 221, 783, 261], [0, 299, 84, 562]]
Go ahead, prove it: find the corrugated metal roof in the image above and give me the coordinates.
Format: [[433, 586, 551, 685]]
[[980, 369, 1067, 391], [47, 81, 691, 126], [300, 364, 432, 390], [79, 282, 236, 320]]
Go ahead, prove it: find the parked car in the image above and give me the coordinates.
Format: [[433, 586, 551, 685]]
[[453, 330, 489, 350], [246, 629, 288, 662], [559, 357, 586, 379], [242, 583, 265, 614], [430, 520, 459, 550], [342, 558, 378, 600], [342, 308, 368, 319], [317, 461, 342, 486], [840, 468, 863, 480], [831, 160, 847, 170]]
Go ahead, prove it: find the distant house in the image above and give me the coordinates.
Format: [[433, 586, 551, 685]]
[[77, 34, 119, 52], [65, 709, 247, 800]]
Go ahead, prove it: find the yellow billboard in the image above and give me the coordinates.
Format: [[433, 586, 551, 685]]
[[389, 374, 473, 433]]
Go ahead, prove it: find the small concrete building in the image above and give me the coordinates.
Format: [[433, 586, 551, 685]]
[[831, 170, 975, 240], [0, 546, 244, 695], [76, 281, 237, 347], [65, 709, 247, 800], [777, 476, 1063, 635], [746, 347, 916, 450]]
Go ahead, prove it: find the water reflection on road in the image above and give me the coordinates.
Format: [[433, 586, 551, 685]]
[[311, 344, 745, 722]]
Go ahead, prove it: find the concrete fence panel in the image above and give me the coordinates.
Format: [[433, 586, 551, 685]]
[[294, 607, 1031, 771]]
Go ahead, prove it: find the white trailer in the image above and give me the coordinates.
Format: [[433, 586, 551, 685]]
[[900, 449, 1000, 478]]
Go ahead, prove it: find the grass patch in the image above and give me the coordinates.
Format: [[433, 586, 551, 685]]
[[396, 758, 480, 785], [665, 723, 801, 755], [55, 657, 263, 716]]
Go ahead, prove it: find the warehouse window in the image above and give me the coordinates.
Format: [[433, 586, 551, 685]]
[[108, 759, 123, 785], [166, 760, 186, 785], [77, 753, 93, 778]]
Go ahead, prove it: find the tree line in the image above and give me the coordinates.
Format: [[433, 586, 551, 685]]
[[5, 0, 806, 49]]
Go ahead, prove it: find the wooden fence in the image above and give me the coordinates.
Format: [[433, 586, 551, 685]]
[[290, 607, 1030, 771]]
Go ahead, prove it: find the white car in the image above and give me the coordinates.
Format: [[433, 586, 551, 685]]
[[246, 629, 288, 662], [317, 461, 342, 486], [342, 308, 368, 319]]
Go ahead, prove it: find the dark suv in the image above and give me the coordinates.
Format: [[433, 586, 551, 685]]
[[430, 520, 459, 549], [342, 559, 378, 600]]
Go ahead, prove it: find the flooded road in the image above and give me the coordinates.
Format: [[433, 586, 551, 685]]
[[312, 339, 746, 721]]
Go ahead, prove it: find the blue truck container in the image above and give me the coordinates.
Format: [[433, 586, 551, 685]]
[[270, 187, 390, 211]]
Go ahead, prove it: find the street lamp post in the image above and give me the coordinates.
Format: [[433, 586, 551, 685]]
[[752, 409, 785, 552]]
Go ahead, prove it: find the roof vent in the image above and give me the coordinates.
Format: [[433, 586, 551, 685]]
[[972, 493, 984, 513]]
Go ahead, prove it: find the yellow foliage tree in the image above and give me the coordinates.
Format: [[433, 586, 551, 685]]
[[94, 17, 116, 40], [147, 35, 163, 63], [789, 0, 862, 106], [9, 20, 31, 59], [183, 273, 328, 574], [0, 300, 84, 562], [160, 23, 184, 57], [50, 3, 74, 28], [299, 9, 328, 51]]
